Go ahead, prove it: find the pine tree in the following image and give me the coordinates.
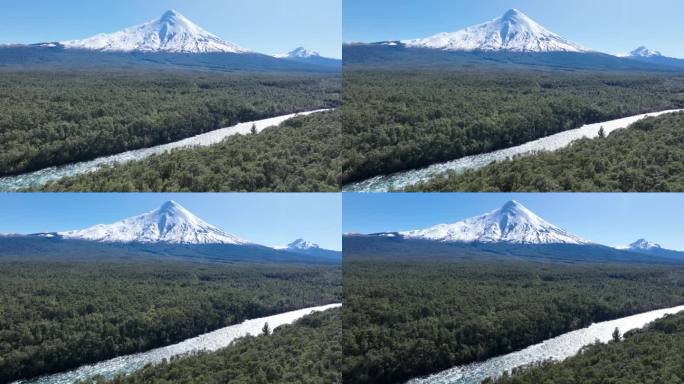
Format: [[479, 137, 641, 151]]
[[612, 327, 621, 342], [262, 322, 270, 336], [251, 124, 257, 135]]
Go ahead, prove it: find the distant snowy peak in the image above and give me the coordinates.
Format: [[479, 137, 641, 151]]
[[400, 200, 588, 245], [275, 47, 321, 59], [629, 46, 662, 58], [401, 8, 588, 53], [629, 238, 662, 250], [59, 200, 248, 244], [288, 238, 320, 250], [275, 238, 321, 250], [61, 10, 248, 53]]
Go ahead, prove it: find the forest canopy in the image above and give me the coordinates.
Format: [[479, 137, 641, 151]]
[[98, 308, 341, 384], [342, 258, 684, 384], [409, 111, 684, 192], [36, 111, 341, 192], [0, 70, 339, 176], [488, 310, 684, 384], [0, 259, 341, 383], [342, 70, 684, 185]]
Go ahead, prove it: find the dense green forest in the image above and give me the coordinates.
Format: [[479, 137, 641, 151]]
[[97, 308, 341, 384], [342, 258, 684, 384], [0, 71, 339, 176], [36, 111, 340, 192], [342, 70, 684, 184], [488, 310, 684, 384], [0, 259, 341, 383], [410, 111, 684, 192]]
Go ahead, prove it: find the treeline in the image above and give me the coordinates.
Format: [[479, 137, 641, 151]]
[[410, 111, 684, 192], [0, 71, 339, 176], [342, 70, 684, 184], [36, 111, 341, 192], [0, 260, 341, 383], [342, 259, 684, 384], [488, 310, 684, 383], [97, 308, 341, 384]]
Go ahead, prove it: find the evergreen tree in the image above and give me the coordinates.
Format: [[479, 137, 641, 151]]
[[612, 327, 621, 342]]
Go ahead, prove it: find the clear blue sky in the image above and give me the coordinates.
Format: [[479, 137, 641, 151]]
[[0, 193, 341, 250], [344, 0, 684, 58], [0, 0, 342, 58], [343, 193, 684, 251]]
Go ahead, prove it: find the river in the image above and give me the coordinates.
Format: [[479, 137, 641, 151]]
[[407, 304, 684, 384], [343, 109, 684, 192], [0, 109, 330, 191], [14, 303, 341, 384]]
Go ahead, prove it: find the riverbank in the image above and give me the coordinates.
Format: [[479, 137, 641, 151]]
[[0, 109, 330, 191], [343, 109, 684, 192], [407, 305, 684, 384], [14, 303, 341, 384]]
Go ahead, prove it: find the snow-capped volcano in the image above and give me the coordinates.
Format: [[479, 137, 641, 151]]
[[400, 200, 588, 244], [401, 9, 588, 53], [628, 238, 662, 250], [275, 47, 321, 59], [60, 10, 248, 53], [59, 200, 248, 244], [629, 46, 662, 58]]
